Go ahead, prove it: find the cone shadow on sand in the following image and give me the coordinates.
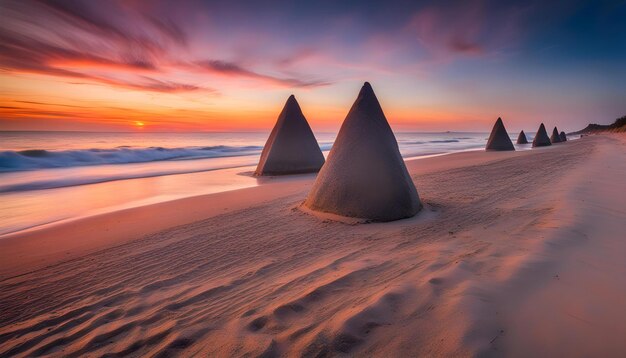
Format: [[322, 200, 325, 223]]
[[255, 95, 325, 176], [517, 130, 529, 144], [304, 82, 422, 222], [485, 117, 515, 151], [550, 126, 562, 143], [532, 123, 552, 147]]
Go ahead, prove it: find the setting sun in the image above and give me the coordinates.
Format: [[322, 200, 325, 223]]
[[134, 121, 145, 128]]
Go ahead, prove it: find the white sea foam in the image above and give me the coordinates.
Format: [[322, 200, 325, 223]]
[[0, 131, 491, 193], [0, 145, 264, 172]]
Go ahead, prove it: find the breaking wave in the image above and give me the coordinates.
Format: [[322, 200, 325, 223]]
[[0, 145, 263, 172]]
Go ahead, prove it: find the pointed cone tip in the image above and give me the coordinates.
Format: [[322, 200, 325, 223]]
[[360, 82, 374, 95], [356, 81, 377, 101], [284, 95, 299, 108], [281, 95, 302, 117]]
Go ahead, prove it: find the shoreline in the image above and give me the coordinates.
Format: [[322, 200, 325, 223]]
[[0, 146, 528, 279], [0, 147, 494, 239], [1, 134, 623, 357], [0, 144, 569, 279], [0, 145, 493, 194]]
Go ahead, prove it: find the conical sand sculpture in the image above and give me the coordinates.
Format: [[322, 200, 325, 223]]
[[304, 82, 422, 221], [255, 95, 325, 175], [560, 131, 567, 142], [550, 126, 562, 143], [532, 123, 552, 147], [517, 130, 529, 144], [485, 117, 515, 151]]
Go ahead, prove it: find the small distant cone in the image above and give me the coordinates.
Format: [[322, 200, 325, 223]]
[[485, 117, 514, 151], [304, 82, 421, 221], [560, 131, 567, 142], [550, 126, 562, 143], [255, 95, 325, 175], [517, 130, 529, 144], [532, 123, 552, 147]]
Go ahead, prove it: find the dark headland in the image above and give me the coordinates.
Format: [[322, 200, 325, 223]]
[[570, 115, 626, 135]]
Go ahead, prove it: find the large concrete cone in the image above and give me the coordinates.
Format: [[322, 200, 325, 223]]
[[532, 123, 552, 147], [517, 130, 529, 144], [255, 95, 325, 175], [550, 126, 562, 143], [485, 117, 515, 151], [304, 82, 422, 221]]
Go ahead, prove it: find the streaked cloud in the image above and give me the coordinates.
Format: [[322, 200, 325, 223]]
[[0, 0, 330, 93], [192, 60, 330, 88]]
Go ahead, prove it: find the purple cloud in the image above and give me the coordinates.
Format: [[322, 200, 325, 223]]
[[0, 0, 332, 92], [193, 60, 330, 88], [0, 0, 206, 93]]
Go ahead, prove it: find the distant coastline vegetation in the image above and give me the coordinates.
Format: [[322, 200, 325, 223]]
[[571, 115, 626, 134]]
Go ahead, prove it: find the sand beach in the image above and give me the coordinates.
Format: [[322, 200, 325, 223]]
[[1, 134, 624, 357]]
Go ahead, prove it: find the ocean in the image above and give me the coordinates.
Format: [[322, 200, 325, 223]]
[[0, 130, 526, 236]]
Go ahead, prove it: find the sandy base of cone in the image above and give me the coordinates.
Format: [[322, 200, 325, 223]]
[[485, 148, 515, 151], [254, 167, 322, 176], [298, 201, 431, 224]]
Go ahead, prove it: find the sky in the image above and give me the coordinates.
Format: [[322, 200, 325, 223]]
[[0, 0, 625, 132]]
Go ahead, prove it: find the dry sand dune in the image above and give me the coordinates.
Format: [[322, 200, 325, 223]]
[[0, 135, 625, 357]]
